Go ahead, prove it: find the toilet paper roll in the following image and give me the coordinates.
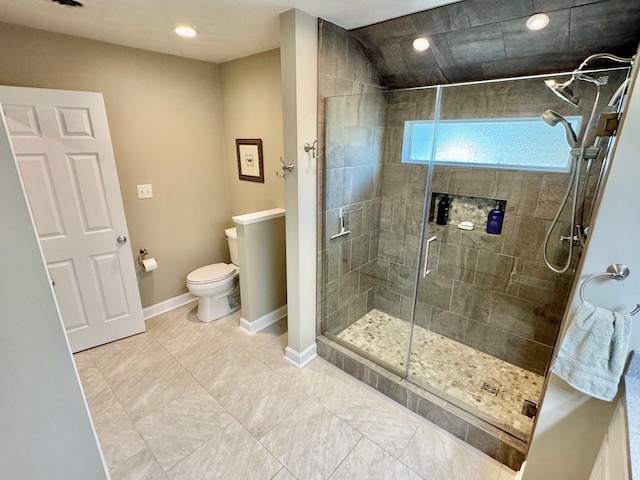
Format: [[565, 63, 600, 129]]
[[142, 258, 158, 272]]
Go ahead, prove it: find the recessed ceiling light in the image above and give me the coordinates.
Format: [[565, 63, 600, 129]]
[[413, 37, 430, 51], [175, 26, 197, 38], [526, 13, 550, 31]]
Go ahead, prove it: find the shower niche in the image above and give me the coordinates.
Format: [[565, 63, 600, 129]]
[[429, 193, 507, 232], [320, 66, 631, 468]]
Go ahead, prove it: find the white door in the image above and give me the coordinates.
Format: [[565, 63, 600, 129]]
[[0, 86, 145, 352]]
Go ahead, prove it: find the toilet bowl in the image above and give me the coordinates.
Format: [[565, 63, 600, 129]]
[[186, 227, 240, 322]]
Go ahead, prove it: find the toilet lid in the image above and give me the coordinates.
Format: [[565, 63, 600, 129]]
[[187, 263, 236, 284]]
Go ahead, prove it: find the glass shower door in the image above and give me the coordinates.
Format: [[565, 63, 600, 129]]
[[406, 77, 565, 439], [321, 87, 438, 376]]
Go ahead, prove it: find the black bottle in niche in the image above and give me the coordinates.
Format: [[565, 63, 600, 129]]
[[436, 195, 450, 225]]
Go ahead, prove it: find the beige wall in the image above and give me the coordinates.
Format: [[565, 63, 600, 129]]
[[219, 49, 284, 216], [235, 215, 287, 325], [280, 9, 318, 363], [0, 22, 230, 308]]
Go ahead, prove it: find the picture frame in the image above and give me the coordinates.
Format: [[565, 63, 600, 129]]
[[236, 139, 264, 183]]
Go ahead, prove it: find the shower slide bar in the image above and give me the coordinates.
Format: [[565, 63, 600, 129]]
[[579, 263, 640, 316]]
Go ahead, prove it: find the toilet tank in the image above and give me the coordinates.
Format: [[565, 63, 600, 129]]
[[225, 228, 238, 266]]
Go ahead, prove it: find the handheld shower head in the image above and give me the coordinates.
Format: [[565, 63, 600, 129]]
[[541, 109, 562, 126], [541, 110, 578, 148], [544, 79, 579, 107]]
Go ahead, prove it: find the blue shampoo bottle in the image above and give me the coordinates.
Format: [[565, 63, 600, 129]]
[[487, 200, 505, 235]]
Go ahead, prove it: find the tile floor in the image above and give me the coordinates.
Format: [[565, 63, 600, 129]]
[[74, 302, 516, 480], [336, 310, 543, 439]]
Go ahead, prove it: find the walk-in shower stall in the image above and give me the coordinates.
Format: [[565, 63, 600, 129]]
[[321, 66, 631, 443]]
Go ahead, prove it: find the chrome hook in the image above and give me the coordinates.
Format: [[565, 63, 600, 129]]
[[276, 157, 294, 178], [304, 139, 318, 159]]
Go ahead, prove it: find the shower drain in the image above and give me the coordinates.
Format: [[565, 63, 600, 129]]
[[481, 381, 500, 396]]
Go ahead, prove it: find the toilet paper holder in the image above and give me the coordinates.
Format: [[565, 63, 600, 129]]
[[138, 248, 152, 267]]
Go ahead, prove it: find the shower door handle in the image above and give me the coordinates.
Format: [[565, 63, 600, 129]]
[[422, 235, 437, 278]]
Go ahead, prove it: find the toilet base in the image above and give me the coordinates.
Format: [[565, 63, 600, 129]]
[[196, 284, 241, 322]]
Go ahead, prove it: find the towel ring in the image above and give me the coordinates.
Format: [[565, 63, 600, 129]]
[[579, 263, 640, 316]]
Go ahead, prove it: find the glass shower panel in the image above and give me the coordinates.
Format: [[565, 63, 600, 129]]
[[322, 88, 437, 375], [406, 69, 630, 440]]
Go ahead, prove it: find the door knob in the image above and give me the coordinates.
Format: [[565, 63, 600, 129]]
[[117, 235, 127, 245]]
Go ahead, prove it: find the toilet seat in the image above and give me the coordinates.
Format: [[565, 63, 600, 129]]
[[187, 263, 236, 285]]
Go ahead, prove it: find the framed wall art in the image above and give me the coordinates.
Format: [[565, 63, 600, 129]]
[[236, 139, 264, 183]]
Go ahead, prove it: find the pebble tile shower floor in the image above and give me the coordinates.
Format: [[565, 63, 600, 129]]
[[336, 310, 543, 439], [73, 302, 515, 479]]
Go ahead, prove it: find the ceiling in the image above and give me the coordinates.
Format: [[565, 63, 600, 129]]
[[350, 0, 640, 88], [0, 0, 461, 63]]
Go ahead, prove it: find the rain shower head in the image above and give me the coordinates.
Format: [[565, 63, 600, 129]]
[[544, 79, 579, 107], [541, 109, 578, 148], [543, 53, 636, 110]]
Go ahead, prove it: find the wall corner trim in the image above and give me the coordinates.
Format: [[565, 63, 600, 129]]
[[284, 343, 317, 368], [239, 305, 288, 334], [143, 292, 197, 320]]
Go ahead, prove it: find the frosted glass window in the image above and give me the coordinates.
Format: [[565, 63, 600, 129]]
[[402, 116, 582, 172]]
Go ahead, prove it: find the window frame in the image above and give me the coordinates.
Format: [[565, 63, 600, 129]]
[[401, 116, 582, 173]]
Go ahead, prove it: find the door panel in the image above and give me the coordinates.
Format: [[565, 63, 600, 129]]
[[0, 86, 145, 352], [56, 106, 95, 138], [67, 153, 112, 231], [92, 252, 130, 320], [47, 260, 90, 331], [15, 154, 66, 237], [4, 104, 41, 136]]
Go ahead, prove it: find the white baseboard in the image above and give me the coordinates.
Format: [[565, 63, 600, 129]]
[[239, 305, 287, 335], [284, 343, 317, 368], [514, 461, 526, 480], [143, 293, 197, 321]]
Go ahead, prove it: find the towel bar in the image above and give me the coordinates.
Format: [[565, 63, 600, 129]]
[[579, 264, 640, 316]]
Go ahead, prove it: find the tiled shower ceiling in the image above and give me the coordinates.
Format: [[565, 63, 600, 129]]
[[350, 0, 640, 88]]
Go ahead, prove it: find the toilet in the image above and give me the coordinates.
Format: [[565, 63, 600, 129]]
[[187, 227, 240, 322]]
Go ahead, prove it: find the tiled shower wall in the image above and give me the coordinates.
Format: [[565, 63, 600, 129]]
[[323, 94, 387, 335], [317, 19, 386, 335], [371, 74, 625, 376]]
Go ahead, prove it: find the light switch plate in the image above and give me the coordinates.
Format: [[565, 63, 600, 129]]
[[137, 184, 153, 199]]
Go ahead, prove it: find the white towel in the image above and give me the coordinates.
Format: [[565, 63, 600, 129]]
[[552, 302, 631, 401]]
